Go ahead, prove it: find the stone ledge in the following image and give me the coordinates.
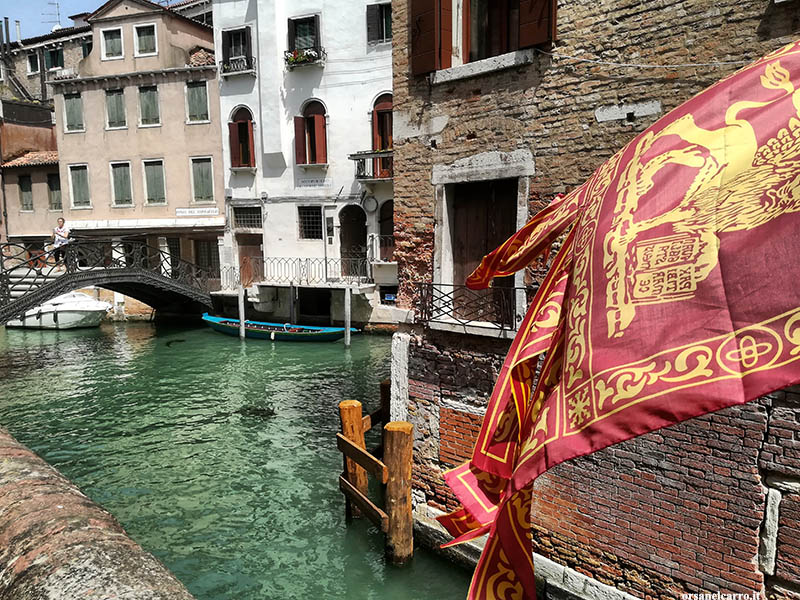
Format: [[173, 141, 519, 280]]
[[414, 503, 642, 600], [430, 49, 537, 85]]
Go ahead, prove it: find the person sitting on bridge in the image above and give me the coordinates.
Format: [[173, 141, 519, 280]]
[[53, 218, 70, 271]]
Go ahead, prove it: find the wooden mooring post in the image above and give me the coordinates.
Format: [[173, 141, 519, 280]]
[[336, 379, 413, 565]]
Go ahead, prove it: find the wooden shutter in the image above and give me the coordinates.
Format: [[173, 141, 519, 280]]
[[246, 121, 255, 167], [222, 30, 231, 61], [313, 14, 321, 50], [519, 0, 556, 48], [288, 19, 296, 51], [313, 114, 327, 164], [244, 27, 252, 58], [294, 116, 307, 164], [410, 0, 451, 75], [229, 122, 241, 167], [439, 0, 452, 69], [366, 4, 381, 43]]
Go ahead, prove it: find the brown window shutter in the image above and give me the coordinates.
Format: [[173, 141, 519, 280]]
[[410, 0, 436, 74], [294, 116, 307, 164], [313, 14, 321, 50], [244, 26, 252, 58], [366, 4, 381, 43], [229, 121, 241, 167], [246, 121, 256, 167], [439, 0, 452, 69], [288, 19, 296, 51], [519, 0, 555, 48], [222, 30, 231, 62], [313, 114, 327, 163]]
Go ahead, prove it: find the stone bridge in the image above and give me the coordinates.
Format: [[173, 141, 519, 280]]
[[0, 240, 214, 324]]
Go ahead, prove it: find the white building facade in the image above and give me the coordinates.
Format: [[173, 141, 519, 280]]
[[211, 0, 400, 325]]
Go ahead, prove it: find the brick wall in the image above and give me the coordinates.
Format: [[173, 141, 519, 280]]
[[394, 0, 800, 596]]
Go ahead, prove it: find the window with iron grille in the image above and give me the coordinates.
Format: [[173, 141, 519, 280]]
[[195, 239, 220, 275], [234, 207, 262, 229], [298, 206, 323, 239]]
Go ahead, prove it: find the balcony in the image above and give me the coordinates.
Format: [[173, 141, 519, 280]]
[[220, 55, 256, 77], [415, 283, 529, 335], [220, 256, 372, 290], [348, 150, 393, 182], [284, 48, 326, 70]]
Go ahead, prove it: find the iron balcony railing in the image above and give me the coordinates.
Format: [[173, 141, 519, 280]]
[[220, 55, 256, 75], [415, 283, 529, 331], [219, 255, 372, 290], [348, 149, 393, 180], [367, 234, 395, 263]]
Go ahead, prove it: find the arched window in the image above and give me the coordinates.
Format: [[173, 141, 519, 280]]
[[229, 107, 255, 168], [372, 94, 392, 177], [294, 100, 327, 165]]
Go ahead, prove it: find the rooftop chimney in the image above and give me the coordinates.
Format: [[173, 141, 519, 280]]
[[15, 20, 20, 42]]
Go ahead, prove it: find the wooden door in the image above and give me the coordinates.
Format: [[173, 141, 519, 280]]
[[452, 179, 517, 324]]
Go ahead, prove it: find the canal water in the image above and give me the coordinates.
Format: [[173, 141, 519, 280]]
[[0, 323, 471, 600]]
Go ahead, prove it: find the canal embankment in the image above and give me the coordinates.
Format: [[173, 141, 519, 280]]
[[0, 426, 194, 599]]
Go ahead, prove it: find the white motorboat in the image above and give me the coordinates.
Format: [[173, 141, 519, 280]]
[[6, 292, 112, 330]]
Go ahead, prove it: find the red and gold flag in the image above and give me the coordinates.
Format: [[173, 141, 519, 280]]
[[438, 39, 800, 599]]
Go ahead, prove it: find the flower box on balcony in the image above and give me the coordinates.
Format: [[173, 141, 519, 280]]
[[284, 48, 326, 70]]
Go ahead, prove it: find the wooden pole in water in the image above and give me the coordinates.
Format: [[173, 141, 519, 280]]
[[289, 283, 296, 324], [344, 286, 352, 347], [237, 285, 246, 340], [384, 421, 414, 564], [339, 400, 368, 518]]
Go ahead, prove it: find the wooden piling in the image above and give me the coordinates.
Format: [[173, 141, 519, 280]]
[[289, 284, 297, 324], [237, 285, 246, 340], [384, 421, 414, 564], [339, 400, 368, 518], [344, 287, 352, 348]]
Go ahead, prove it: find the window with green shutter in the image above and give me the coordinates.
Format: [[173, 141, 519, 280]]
[[111, 163, 133, 206], [48, 174, 62, 210], [135, 24, 157, 55], [144, 160, 166, 204], [191, 158, 214, 203], [103, 29, 123, 59], [186, 81, 209, 122], [69, 166, 90, 207], [19, 176, 33, 211], [106, 89, 126, 128], [44, 48, 64, 70], [139, 86, 160, 126], [64, 93, 84, 131]]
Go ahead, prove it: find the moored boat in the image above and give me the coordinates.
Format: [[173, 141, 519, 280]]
[[202, 313, 358, 342], [6, 292, 112, 330]]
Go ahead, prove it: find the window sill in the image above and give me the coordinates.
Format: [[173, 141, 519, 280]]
[[145, 202, 167, 207], [138, 123, 162, 129], [111, 204, 134, 209], [134, 52, 158, 58], [48, 209, 64, 212], [186, 119, 211, 125], [71, 205, 94, 210], [19, 210, 34, 214], [428, 318, 518, 339], [298, 163, 328, 170], [64, 129, 86, 134], [430, 48, 536, 85], [192, 200, 216, 205], [105, 126, 128, 131], [28, 71, 40, 77], [101, 55, 124, 61], [230, 166, 256, 173]]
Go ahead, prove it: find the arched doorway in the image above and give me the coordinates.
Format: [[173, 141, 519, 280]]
[[229, 106, 255, 168], [339, 205, 367, 278], [378, 199, 394, 261]]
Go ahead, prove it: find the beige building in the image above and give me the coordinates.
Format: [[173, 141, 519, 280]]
[[48, 0, 223, 271]]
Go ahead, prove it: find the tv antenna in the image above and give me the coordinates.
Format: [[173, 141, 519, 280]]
[[42, 0, 62, 29]]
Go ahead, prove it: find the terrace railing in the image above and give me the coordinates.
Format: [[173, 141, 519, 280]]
[[220, 55, 256, 76], [348, 150, 393, 181], [218, 255, 372, 290], [415, 283, 527, 331]]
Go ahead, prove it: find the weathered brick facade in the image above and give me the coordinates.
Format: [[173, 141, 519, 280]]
[[392, 0, 800, 597]]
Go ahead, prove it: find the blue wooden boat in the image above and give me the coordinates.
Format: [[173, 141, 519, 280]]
[[202, 313, 358, 342]]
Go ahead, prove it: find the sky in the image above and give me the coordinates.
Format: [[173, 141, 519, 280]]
[[3, 0, 108, 39]]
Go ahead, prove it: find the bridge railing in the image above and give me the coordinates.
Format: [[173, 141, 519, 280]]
[[1, 239, 215, 308]]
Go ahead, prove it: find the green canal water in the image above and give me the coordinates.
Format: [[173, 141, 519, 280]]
[[0, 322, 471, 600]]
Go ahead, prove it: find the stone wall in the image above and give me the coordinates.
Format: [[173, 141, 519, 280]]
[[392, 0, 800, 597]]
